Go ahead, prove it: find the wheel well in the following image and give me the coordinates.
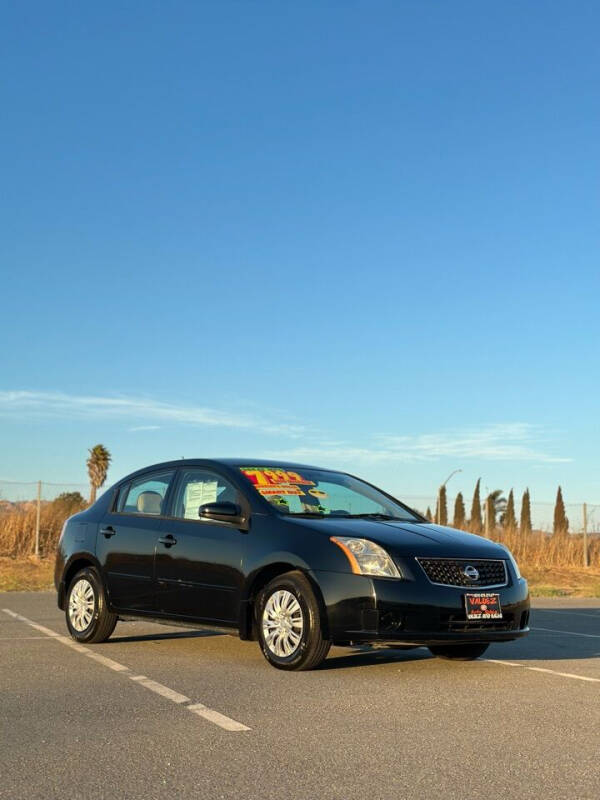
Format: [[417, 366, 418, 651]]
[[239, 563, 329, 641], [62, 558, 95, 598]]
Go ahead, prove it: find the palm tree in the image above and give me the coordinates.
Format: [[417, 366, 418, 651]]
[[87, 444, 112, 504]]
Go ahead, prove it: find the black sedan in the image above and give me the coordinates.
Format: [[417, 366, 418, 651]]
[[55, 459, 529, 670]]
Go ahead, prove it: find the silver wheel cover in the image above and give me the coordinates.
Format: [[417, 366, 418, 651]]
[[262, 589, 304, 658], [68, 578, 95, 632]]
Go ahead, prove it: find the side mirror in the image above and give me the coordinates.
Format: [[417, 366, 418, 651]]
[[199, 501, 247, 528]]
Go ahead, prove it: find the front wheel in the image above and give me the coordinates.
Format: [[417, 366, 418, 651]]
[[256, 571, 331, 671], [66, 567, 117, 643], [428, 643, 489, 660]]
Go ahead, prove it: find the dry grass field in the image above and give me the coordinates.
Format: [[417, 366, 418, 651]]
[[0, 557, 55, 591], [0, 496, 84, 558], [518, 565, 600, 597]]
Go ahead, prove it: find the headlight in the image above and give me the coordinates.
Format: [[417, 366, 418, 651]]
[[503, 546, 522, 579], [330, 537, 402, 578]]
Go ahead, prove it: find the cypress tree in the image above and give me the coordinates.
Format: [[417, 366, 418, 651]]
[[504, 489, 517, 531], [520, 488, 532, 535], [435, 485, 448, 525], [553, 486, 569, 537], [484, 494, 495, 537], [453, 492, 466, 529], [470, 479, 482, 534], [425, 506, 432, 522]]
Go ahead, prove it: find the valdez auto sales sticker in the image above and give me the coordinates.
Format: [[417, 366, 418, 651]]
[[464, 592, 502, 620]]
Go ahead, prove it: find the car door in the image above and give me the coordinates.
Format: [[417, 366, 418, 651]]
[[96, 470, 175, 612], [155, 467, 247, 624]]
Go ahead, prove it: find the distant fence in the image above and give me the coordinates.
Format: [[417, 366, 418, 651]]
[[0, 480, 90, 503]]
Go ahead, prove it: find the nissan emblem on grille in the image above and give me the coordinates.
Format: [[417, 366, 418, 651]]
[[463, 565, 480, 581]]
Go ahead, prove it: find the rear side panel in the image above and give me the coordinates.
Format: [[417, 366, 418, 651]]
[[55, 491, 115, 609], [55, 519, 99, 609]]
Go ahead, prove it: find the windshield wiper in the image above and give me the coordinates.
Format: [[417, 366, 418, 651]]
[[289, 512, 329, 518], [288, 512, 406, 520]]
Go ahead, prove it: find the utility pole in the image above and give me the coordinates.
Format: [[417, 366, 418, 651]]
[[35, 480, 41, 558], [583, 503, 589, 568]]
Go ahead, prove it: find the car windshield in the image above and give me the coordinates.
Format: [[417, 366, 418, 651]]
[[239, 466, 421, 521]]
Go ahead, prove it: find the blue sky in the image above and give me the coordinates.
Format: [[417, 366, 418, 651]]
[[1, 1, 598, 507]]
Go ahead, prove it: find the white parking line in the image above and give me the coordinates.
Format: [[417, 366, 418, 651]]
[[3, 609, 61, 637], [55, 636, 89, 653], [532, 626, 600, 639], [484, 658, 600, 684], [187, 702, 251, 732], [2, 607, 250, 732], [535, 609, 600, 620], [85, 649, 132, 671], [130, 674, 190, 703]]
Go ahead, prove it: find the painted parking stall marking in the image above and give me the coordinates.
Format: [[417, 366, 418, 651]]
[[187, 703, 251, 731], [85, 649, 132, 671], [130, 674, 190, 704], [532, 626, 600, 639], [483, 658, 600, 684], [536, 609, 600, 620], [2, 608, 250, 732]]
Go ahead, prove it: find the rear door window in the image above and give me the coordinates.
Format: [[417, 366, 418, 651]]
[[118, 472, 174, 516]]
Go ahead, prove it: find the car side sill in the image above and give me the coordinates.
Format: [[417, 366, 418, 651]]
[[117, 614, 237, 636]]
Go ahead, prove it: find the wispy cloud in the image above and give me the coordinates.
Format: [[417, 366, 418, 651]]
[[0, 391, 305, 437], [377, 423, 570, 463], [260, 423, 571, 465], [129, 425, 161, 432]]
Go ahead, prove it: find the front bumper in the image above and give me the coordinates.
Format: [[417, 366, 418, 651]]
[[311, 566, 530, 646]]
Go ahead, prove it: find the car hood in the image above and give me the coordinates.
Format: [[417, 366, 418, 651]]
[[290, 517, 506, 559]]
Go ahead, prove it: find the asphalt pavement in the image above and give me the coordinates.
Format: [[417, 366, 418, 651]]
[[1, 592, 599, 800]]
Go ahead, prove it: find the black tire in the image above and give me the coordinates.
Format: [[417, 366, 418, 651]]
[[65, 567, 117, 644], [428, 643, 489, 661], [256, 571, 331, 671]]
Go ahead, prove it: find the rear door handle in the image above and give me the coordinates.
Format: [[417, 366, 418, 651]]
[[158, 534, 177, 547], [100, 526, 116, 538]]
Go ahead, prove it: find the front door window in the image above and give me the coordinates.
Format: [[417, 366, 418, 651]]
[[171, 469, 239, 520]]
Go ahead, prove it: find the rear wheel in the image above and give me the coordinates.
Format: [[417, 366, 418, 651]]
[[66, 567, 117, 643], [256, 571, 330, 671], [428, 643, 489, 660]]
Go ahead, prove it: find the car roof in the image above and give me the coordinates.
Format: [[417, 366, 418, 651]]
[[211, 458, 331, 471], [116, 458, 335, 484]]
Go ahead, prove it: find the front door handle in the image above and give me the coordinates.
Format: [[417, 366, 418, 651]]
[[100, 526, 116, 538], [158, 534, 177, 547]]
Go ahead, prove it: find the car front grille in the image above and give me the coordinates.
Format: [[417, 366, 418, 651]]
[[417, 558, 508, 588]]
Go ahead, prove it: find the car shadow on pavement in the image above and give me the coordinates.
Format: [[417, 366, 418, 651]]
[[106, 629, 225, 644], [319, 647, 433, 670]]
